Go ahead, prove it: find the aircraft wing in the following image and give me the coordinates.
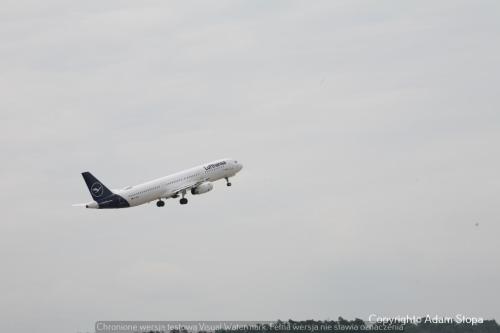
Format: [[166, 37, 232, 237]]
[[166, 178, 209, 197]]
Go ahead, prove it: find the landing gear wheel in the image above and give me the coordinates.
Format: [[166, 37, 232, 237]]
[[180, 198, 188, 205], [225, 177, 232, 187], [227, 182, 232, 187], [156, 200, 165, 207]]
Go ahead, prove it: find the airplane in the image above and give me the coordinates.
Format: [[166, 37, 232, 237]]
[[74, 158, 243, 209]]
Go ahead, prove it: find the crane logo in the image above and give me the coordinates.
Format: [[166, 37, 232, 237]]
[[91, 182, 104, 197]]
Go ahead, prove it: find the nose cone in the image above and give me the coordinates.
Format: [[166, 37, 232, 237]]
[[237, 163, 243, 172]]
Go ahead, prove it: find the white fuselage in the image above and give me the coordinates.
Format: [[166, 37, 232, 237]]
[[101, 158, 242, 208]]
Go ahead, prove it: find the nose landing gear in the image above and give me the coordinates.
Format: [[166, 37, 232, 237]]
[[225, 177, 232, 187]]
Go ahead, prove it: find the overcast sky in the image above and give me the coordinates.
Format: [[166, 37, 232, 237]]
[[1, 1, 500, 332]]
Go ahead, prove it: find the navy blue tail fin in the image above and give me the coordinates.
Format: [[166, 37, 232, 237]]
[[81, 172, 114, 202]]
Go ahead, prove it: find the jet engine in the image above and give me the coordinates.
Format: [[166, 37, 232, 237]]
[[191, 182, 214, 195]]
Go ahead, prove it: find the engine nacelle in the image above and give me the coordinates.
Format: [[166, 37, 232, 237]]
[[191, 182, 213, 195]]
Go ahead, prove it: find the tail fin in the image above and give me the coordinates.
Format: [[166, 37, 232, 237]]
[[81, 172, 113, 202]]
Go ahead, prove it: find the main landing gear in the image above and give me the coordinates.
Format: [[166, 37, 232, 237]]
[[179, 190, 188, 205], [156, 200, 165, 207], [225, 177, 232, 187]]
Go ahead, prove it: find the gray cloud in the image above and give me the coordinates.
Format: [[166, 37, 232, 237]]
[[1, 1, 499, 332]]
